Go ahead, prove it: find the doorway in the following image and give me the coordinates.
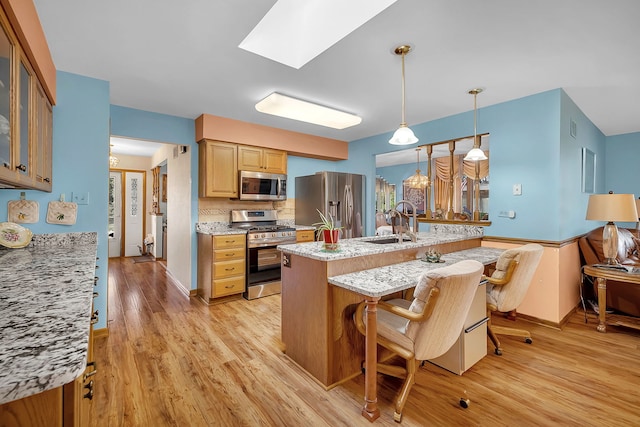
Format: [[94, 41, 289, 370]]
[[108, 170, 146, 257]]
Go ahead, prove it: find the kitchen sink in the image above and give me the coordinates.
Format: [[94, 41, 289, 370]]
[[362, 237, 413, 244]]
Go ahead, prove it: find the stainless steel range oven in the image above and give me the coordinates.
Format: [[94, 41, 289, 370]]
[[230, 210, 296, 300]]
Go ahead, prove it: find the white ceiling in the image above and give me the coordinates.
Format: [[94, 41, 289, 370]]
[[34, 0, 640, 153]]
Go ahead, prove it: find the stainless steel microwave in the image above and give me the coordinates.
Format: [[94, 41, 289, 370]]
[[239, 170, 287, 201]]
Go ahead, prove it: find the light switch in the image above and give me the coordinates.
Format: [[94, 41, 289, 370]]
[[513, 184, 522, 196]]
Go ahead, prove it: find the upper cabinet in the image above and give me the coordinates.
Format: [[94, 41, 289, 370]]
[[198, 140, 289, 198], [238, 145, 287, 174], [0, 7, 53, 191], [198, 139, 238, 198]]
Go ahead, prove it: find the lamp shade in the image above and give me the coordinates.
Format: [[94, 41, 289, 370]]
[[636, 198, 640, 219], [389, 125, 418, 145], [586, 193, 639, 222], [463, 147, 487, 161]]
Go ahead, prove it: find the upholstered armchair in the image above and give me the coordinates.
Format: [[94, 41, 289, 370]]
[[354, 260, 484, 422], [486, 243, 544, 355]]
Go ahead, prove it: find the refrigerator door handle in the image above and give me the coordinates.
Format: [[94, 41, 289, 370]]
[[344, 184, 353, 228]]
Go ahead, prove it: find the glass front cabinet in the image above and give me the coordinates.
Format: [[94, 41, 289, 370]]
[[0, 9, 53, 191]]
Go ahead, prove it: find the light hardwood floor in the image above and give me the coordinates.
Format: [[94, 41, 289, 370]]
[[92, 257, 640, 426]]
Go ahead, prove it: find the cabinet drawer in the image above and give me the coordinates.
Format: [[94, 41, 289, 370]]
[[296, 230, 315, 242], [213, 234, 245, 248], [214, 248, 245, 261], [213, 259, 245, 279], [213, 276, 245, 297]]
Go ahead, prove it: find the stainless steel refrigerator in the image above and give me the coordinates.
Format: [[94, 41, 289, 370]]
[[295, 171, 365, 239]]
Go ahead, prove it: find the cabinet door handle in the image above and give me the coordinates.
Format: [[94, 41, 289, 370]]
[[44, 177, 51, 183], [225, 253, 235, 257], [83, 380, 94, 400], [225, 240, 236, 244], [16, 164, 26, 172], [225, 267, 235, 271], [84, 361, 97, 381], [225, 284, 235, 289], [83, 388, 94, 400]]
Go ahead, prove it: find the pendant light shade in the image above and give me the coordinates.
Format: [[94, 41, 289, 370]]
[[405, 147, 429, 188], [464, 88, 487, 161], [389, 45, 418, 146], [390, 124, 418, 146]]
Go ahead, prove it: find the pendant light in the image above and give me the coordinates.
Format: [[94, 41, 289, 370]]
[[109, 144, 120, 168], [405, 147, 429, 188], [464, 88, 488, 161], [389, 45, 418, 145]]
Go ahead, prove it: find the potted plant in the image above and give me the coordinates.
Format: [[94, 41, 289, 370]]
[[313, 209, 342, 251]]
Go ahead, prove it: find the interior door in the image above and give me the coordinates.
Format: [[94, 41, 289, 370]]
[[124, 171, 145, 256], [108, 172, 122, 257]]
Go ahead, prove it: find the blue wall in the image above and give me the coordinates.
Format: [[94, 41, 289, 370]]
[[286, 155, 339, 196], [345, 89, 603, 240], [0, 71, 110, 329], [605, 131, 640, 229]]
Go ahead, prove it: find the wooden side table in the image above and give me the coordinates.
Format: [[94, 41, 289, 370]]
[[583, 265, 640, 332]]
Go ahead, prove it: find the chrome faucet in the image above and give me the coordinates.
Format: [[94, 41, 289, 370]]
[[391, 199, 418, 243]]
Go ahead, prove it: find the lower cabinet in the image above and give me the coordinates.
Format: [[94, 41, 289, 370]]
[[428, 281, 488, 375], [0, 387, 63, 427], [296, 229, 315, 243], [198, 233, 246, 303]]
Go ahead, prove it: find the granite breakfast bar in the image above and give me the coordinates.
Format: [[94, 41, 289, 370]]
[[328, 246, 503, 421], [0, 233, 98, 424]]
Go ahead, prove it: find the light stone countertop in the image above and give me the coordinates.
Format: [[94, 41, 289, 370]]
[[328, 247, 504, 297], [0, 237, 97, 405], [277, 232, 479, 261]]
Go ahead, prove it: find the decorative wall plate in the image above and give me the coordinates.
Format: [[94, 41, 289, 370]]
[[46, 201, 78, 225], [0, 222, 33, 248], [7, 199, 39, 223]]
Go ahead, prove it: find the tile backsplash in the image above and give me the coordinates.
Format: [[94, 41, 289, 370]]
[[198, 198, 294, 223]]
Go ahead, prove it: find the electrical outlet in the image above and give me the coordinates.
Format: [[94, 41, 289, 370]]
[[513, 184, 522, 196], [72, 192, 90, 205]]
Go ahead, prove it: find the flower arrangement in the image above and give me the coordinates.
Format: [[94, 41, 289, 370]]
[[424, 249, 442, 263]]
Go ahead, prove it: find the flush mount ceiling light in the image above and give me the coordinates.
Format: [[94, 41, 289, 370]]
[[464, 88, 488, 161], [255, 92, 362, 129], [405, 147, 429, 189], [389, 45, 418, 146], [239, 0, 397, 69]]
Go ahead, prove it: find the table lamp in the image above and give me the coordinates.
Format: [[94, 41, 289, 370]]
[[586, 192, 639, 265]]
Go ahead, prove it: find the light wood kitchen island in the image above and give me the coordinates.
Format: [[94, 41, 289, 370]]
[[278, 232, 503, 422], [277, 232, 484, 391]]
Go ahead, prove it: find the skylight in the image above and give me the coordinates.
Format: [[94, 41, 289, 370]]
[[239, 0, 397, 69]]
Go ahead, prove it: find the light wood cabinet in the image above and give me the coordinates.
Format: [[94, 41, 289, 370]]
[[198, 140, 238, 198], [296, 229, 315, 243], [197, 233, 246, 303], [34, 81, 53, 191], [0, 8, 53, 191], [0, 387, 63, 426], [238, 145, 287, 174]]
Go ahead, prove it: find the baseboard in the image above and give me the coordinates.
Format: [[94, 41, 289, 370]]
[[509, 304, 579, 330]]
